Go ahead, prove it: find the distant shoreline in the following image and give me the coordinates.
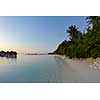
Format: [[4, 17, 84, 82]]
[[25, 53, 49, 55]]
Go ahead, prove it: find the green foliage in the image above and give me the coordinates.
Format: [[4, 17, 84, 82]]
[[53, 40, 68, 55], [53, 16, 100, 59], [67, 25, 82, 42], [86, 16, 100, 30]]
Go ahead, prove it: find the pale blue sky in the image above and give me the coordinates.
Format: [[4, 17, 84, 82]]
[[0, 16, 86, 53]]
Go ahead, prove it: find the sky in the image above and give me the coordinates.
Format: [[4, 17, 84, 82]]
[[0, 16, 86, 53]]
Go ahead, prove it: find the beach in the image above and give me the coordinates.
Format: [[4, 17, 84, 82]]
[[57, 55, 100, 82]]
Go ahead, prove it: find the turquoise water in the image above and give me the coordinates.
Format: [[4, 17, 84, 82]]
[[0, 55, 63, 83]]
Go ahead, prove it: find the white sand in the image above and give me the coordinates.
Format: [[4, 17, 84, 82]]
[[57, 55, 100, 82]]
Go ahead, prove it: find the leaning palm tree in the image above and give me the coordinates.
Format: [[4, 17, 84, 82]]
[[86, 16, 100, 30], [67, 25, 81, 41]]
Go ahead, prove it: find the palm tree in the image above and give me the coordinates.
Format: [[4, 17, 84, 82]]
[[86, 16, 100, 30], [67, 25, 81, 41]]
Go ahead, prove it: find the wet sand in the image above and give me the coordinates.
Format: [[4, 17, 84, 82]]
[[56, 55, 100, 83]]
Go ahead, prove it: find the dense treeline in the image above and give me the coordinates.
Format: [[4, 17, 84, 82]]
[[53, 16, 100, 59]]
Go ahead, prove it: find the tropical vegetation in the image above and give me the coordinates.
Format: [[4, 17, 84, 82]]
[[53, 16, 100, 59]]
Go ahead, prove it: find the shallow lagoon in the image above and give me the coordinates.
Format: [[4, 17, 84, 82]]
[[0, 55, 64, 83]]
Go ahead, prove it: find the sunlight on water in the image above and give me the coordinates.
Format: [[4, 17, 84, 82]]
[[0, 55, 63, 83]]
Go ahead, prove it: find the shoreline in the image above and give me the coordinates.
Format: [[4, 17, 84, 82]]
[[55, 55, 100, 71], [54, 55, 100, 82]]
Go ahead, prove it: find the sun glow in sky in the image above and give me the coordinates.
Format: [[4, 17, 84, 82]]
[[0, 16, 86, 53]]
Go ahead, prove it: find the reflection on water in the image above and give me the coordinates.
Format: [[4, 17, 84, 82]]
[[0, 56, 17, 65], [0, 55, 64, 83]]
